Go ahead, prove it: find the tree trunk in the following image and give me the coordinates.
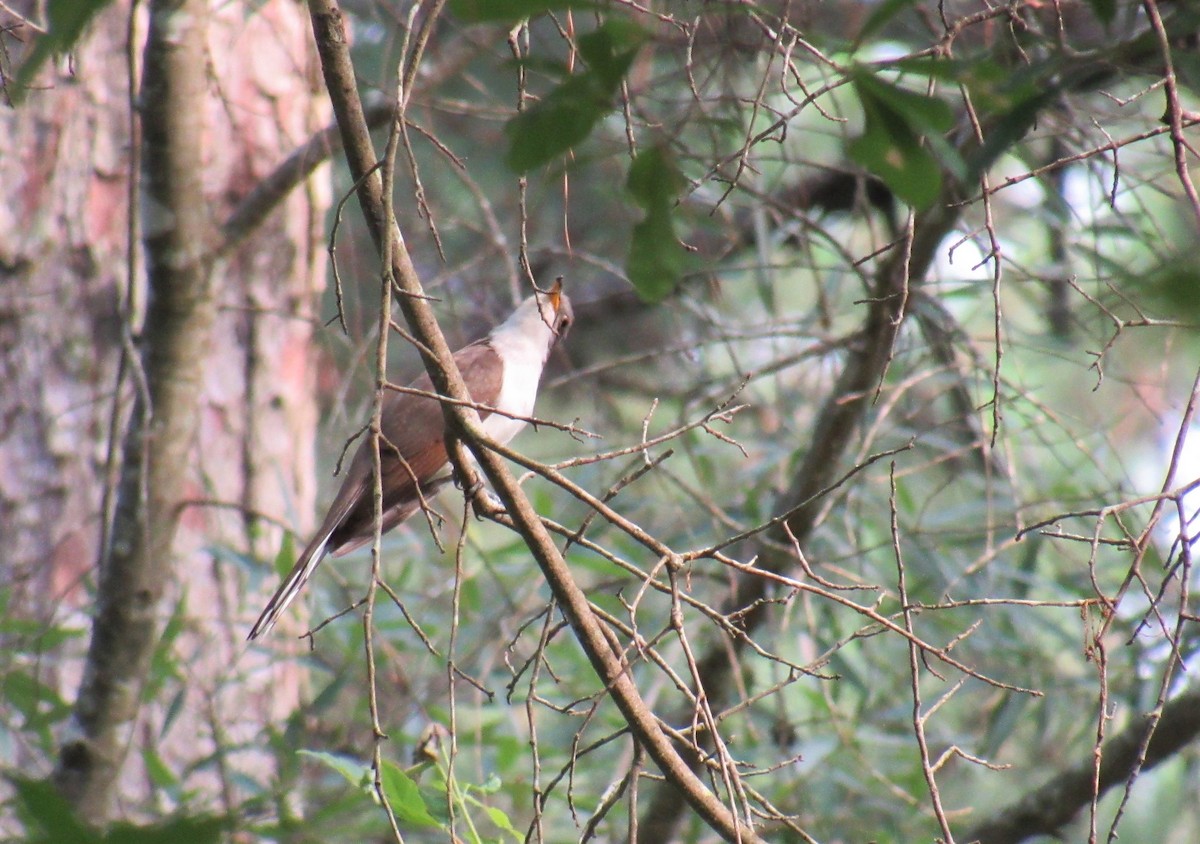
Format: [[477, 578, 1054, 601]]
[[0, 0, 328, 821]]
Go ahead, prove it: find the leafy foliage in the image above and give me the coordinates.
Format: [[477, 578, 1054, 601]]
[[504, 20, 646, 172], [11, 778, 225, 843], [847, 66, 957, 209], [626, 144, 688, 301], [12, 0, 115, 102]]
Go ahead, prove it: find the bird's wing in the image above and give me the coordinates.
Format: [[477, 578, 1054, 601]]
[[247, 341, 505, 640], [326, 341, 505, 555], [453, 341, 505, 411]]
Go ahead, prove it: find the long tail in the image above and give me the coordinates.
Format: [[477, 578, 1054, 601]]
[[247, 532, 332, 640]]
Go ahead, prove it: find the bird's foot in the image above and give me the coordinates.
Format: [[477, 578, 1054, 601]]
[[472, 486, 506, 520], [453, 469, 506, 519]]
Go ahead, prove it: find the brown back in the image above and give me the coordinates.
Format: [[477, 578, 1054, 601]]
[[320, 341, 504, 555]]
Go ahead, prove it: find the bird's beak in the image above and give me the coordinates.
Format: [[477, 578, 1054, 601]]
[[545, 277, 571, 341], [544, 278, 571, 340]]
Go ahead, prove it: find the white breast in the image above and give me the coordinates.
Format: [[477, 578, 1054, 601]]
[[482, 354, 540, 444], [479, 293, 558, 445]]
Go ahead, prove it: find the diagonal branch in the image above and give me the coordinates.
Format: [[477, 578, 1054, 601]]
[[639, 197, 961, 841], [962, 686, 1200, 844], [304, 1, 762, 841], [637, 5, 1200, 837]]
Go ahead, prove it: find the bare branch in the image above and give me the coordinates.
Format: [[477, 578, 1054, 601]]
[[305, 1, 762, 840], [963, 686, 1200, 844]]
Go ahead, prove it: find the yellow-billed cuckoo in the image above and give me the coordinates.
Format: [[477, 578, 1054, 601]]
[[248, 282, 572, 640]]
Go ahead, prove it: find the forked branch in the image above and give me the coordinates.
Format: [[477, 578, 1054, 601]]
[[304, 1, 761, 841]]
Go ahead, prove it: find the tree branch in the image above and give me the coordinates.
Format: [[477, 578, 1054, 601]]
[[54, 0, 215, 820], [962, 686, 1200, 844], [216, 29, 498, 260], [304, 1, 763, 841], [638, 195, 959, 844], [637, 4, 1200, 836]]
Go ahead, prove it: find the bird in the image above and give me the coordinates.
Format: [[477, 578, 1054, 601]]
[[248, 281, 573, 640]]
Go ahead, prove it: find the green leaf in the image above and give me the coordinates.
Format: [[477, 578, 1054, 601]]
[[848, 109, 940, 210], [484, 804, 523, 841], [1175, 49, 1200, 93], [627, 145, 686, 211], [3, 669, 71, 729], [104, 816, 225, 844], [274, 531, 296, 578], [492, 734, 524, 773], [853, 70, 954, 135], [13, 0, 115, 103], [476, 772, 503, 794], [144, 595, 186, 705], [159, 686, 187, 740], [450, 0, 592, 23], [848, 70, 953, 210], [1139, 251, 1200, 321], [504, 21, 645, 172], [10, 777, 96, 843], [575, 20, 646, 87], [298, 749, 373, 790], [625, 146, 687, 302], [10, 785, 223, 843], [142, 745, 178, 789], [505, 74, 610, 172], [0, 616, 85, 650], [379, 760, 444, 829], [966, 89, 1054, 181], [628, 212, 685, 302]]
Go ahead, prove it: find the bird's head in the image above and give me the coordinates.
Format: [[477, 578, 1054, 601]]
[[538, 277, 573, 344], [489, 278, 574, 356]]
